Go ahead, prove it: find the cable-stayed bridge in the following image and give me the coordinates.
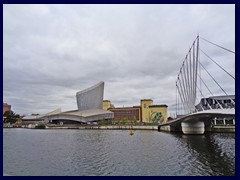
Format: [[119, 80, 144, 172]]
[[159, 35, 235, 134]]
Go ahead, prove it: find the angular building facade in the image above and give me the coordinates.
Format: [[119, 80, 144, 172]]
[[76, 81, 104, 111]]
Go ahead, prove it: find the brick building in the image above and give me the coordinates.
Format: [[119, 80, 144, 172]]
[[3, 103, 11, 114], [103, 99, 168, 123]]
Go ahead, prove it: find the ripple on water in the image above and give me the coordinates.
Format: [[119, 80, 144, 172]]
[[3, 129, 235, 176]]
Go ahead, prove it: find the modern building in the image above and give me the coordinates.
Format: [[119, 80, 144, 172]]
[[195, 95, 235, 111], [76, 81, 104, 111], [23, 82, 114, 125], [3, 103, 11, 114], [22, 81, 168, 125], [105, 99, 168, 123]]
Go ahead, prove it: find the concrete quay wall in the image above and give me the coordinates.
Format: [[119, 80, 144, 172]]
[[47, 125, 158, 130], [158, 124, 235, 133], [206, 125, 235, 133]]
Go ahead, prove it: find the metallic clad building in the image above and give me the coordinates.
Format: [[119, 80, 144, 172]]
[[22, 81, 114, 124], [76, 81, 104, 111]]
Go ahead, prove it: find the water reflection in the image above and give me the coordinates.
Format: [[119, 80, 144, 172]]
[[3, 129, 235, 176], [173, 133, 235, 175]]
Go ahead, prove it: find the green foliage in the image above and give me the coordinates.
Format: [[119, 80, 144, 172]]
[[133, 120, 137, 125], [3, 110, 20, 124]]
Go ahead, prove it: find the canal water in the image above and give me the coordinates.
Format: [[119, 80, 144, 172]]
[[3, 128, 235, 176]]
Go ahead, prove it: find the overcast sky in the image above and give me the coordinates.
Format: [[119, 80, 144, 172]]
[[3, 4, 235, 116]]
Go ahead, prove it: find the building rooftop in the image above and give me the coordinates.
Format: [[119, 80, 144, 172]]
[[149, 105, 168, 108], [141, 99, 153, 101], [23, 108, 113, 120], [109, 106, 141, 110], [62, 109, 113, 117], [76, 81, 104, 95], [208, 95, 235, 100], [3, 103, 10, 106]]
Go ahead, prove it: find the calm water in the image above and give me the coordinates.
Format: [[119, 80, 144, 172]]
[[3, 128, 235, 176]]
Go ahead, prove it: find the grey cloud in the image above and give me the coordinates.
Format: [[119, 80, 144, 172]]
[[3, 4, 235, 116]]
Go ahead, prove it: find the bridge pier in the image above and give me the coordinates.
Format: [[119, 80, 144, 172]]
[[181, 121, 205, 134]]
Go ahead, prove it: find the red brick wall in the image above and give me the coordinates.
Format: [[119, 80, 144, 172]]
[[109, 107, 141, 121]]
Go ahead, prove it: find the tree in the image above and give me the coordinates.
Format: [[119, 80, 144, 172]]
[[3, 110, 20, 124]]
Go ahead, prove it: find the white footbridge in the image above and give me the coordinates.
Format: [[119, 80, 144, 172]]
[[159, 35, 235, 134]]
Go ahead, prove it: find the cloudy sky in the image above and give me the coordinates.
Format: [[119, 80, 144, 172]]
[[3, 4, 235, 116]]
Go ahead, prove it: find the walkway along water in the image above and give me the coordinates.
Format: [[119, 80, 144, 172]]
[[5, 123, 233, 133]]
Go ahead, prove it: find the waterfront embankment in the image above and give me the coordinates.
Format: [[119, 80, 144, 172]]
[[4, 123, 234, 133], [46, 124, 158, 130]]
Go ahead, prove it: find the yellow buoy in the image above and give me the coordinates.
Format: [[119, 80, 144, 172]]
[[130, 129, 134, 136]]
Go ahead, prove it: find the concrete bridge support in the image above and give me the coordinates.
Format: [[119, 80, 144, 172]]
[[181, 121, 205, 134]]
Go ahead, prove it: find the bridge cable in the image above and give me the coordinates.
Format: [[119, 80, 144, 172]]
[[176, 83, 179, 116], [178, 75, 191, 113], [176, 83, 188, 114], [178, 76, 192, 114], [176, 82, 182, 115], [194, 38, 199, 111], [197, 74, 223, 109], [196, 85, 212, 110], [200, 36, 235, 54], [176, 83, 177, 115], [189, 45, 194, 111], [199, 62, 235, 105], [186, 55, 192, 111], [177, 36, 199, 78], [195, 96, 204, 111], [198, 74, 213, 95], [199, 62, 228, 96], [178, 70, 188, 111], [176, 36, 203, 115], [181, 69, 194, 113], [182, 60, 192, 112], [200, 48, 235, 80]]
